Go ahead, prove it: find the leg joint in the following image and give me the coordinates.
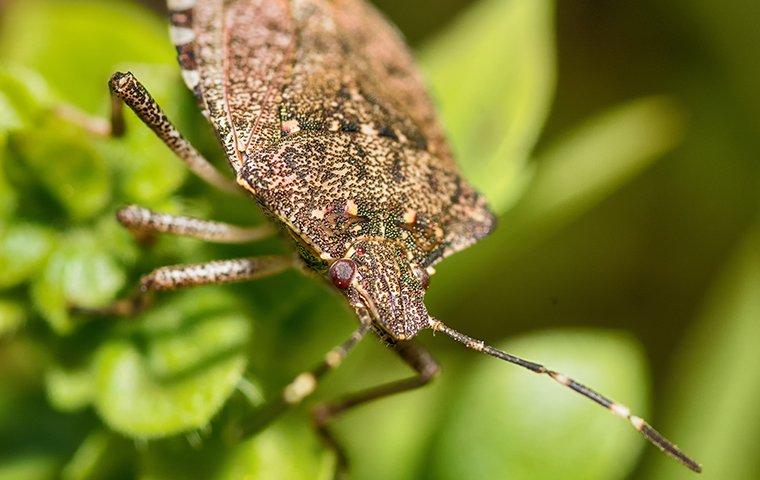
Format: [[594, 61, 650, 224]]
[[311, 403, 332, 427], [419, 359, 441, 383]]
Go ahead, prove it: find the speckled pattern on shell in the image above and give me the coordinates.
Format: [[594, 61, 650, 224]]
[[168, 0, 496, 339]]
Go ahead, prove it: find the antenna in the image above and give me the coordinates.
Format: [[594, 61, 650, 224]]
[[428, 318, 702, 473]]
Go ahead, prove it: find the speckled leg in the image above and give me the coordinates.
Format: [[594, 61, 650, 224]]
[[80, 256, 293, 317], [312, 342, 440, 477], [107, 71, 239, 194], [116, 204, 275, 244], [233, 319, 372, 440]]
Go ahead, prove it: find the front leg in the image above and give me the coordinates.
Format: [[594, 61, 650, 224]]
[[79, 256, 294, 317], [311, 342, 440, 477], [107, 71, 239, 194], [55, 71, 239, 194], [232, 312, 374, 440]]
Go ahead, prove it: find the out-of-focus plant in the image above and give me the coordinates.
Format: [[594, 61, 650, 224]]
[[1, 0, 749, 479]]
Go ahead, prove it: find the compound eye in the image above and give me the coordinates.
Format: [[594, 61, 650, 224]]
[[329, 259, 356, 290], [413, 266, 430, 289]]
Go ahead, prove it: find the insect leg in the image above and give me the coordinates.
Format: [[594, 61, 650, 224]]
[[107, 71, 239, 194], [311, 342, 440, 475], [77, 256, 294, 317], [233, 319, 373, 440], [428, 318, 702, 473], [116, 204, 275, 244]]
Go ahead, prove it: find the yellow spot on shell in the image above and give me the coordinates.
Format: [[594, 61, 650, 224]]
[[345, 199, 359, 216], [282, 119, 301, 135], [403, 209, 417, 225]]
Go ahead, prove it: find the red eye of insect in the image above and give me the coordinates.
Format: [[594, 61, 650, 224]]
[[329, 259, 356, 289]]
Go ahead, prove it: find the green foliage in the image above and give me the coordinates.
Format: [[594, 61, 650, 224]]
[[31, 230, 126, 334], [642, 227, 760, 480], [0, 223, 54, 289], [434, 330, 648, 480], [0, 0, 754, 479], [422, 0, 555, 213], [92, 289, 250, 437]]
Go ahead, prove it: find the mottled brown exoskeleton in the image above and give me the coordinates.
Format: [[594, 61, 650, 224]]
[[82, 0, 701, 475]]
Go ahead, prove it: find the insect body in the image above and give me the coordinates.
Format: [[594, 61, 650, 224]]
[[94, 0, 701, 475]]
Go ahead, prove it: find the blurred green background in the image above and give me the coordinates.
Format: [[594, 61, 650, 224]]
[[0, 0, 758, 479]]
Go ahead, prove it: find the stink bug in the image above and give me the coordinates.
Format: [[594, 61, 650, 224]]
[[82, 0, 701, 475]]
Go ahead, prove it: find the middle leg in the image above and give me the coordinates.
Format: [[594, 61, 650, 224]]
[[108, 71, 239, 193]]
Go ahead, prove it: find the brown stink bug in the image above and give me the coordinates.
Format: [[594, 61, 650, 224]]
[[83, 0, 701, 475]]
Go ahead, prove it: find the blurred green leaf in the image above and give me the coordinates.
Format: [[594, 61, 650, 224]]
[[45, 366, 94, 413], [93, 289, 250, 438], [31, 230, 126, 334], [641, 225, 760, 480], [666, 0, 760, 123], [427, 97, 685, 325], [0, 388, 89, 480], [139, 419, 333, 480], [502, 96, 684, 255], [15, 124, 112, 220], [0, 455, 59, 480], [0, 299, 26, 336], [61, 429, 132, 480], [0, 0, 174, 113], [434, 329, 649, 480], [422, 0, 555, 213], [0, 141, 17, 220], [0, 92, 24, 132], [92, 215, 140, 267], [0, 65, 53, 127], [216, 419, 334, 480], [0, 223, 55, 289]]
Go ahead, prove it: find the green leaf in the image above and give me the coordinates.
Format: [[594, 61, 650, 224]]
[[139, 419, 333, 480], [0, 0, 174, 113], [15, 123, 112, 220], [61, 429, 133, 480], [45, 366, 94, 413], [0, 138, 17, 221], [31, 230, 126, 335], [426, 96, 685, 312], [0, 223, 55, 289], [93, 289, 250, 438], [422, 0, 555, 214], [0, 456, 59, 480], [0, 65, 54, 127], [641, 225, 760, 480], [0, 92, 24, 132], [0, 299, 26, 336], [434, 329, 649, 480], [216, 419, 334, 480], [502, 96, 684, 256]]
